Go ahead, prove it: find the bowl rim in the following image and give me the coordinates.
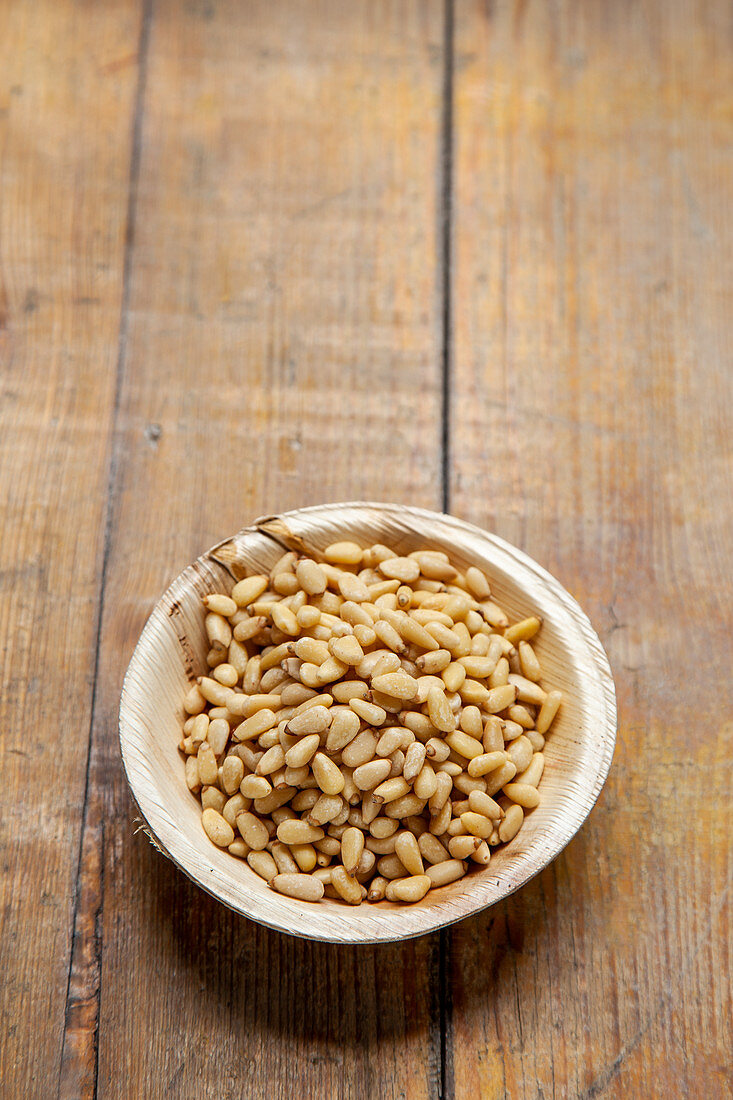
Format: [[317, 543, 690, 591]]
[[119, 501, 617, 943]]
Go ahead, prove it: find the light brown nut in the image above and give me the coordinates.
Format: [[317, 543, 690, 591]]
[[449, 835, 481, 860], [504, 616, 541, 645], [383, 794, 427, 819], [221, 754, 245, 795], [484, 759, 518, 796], [502, 782, 541, 809], [326, 708, 362, 753], [342, 730, 379, 769], [232, 708, 278, 743], [201, 808, 235, 848], [467, 751, 506, 778], [331, 679, 371, 703], [311, 753, 346, 796], [284, 734, 320, 769], [324, 541, 363, 565], [353, 758, 392, 791], [465, 566, 491, 600], [276, 819, 325, 845], [506, 735, 533, 774], [330, 865, 363, 904], [394, 831, 424, 876], [290, 842, 318, 872], [285, 705, 332, 736], [485, 684, 517, 713], [370, 670, 419, 701], [240, 775, 272, 799], [296, 558, 328, 595], [236, 811, 269, 850], [340, 826, 365, 876], [201, 785, 226, 813], [498, 803, 524, 842], [536, 689, 562, 735], [372, 776, 410, 804], [308, 793, 345, 826], [367, 876, 389, 902], [460, 811, 494, 839], [385, 875, 432, 902], [270, 873, 324, 902], [350, 698, 387, 726], [377, 556, 421, 583], [427, 686, 457, 733], [246, 849, 279, 881], [183, 684, 207, 715], [197, 742, 219, 786], [425, 859, 466, 888], [467, 790, 503, 819], [402, 741, 427, 783], [413, 762, 439, 801], [256, 744, 286, 775], [445, 730, 484, 761], [231, 575, 269, 607], [517, 752, 545, 788]]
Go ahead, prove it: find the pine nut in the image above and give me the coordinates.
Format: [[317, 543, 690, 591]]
[[385, 875, 432, 902], [427, 686, 457, 733], [465, 566, 491, 600], [241, 775, 273, 799], [384, 794, 427, 819], [506, 735, 533, 774], [340, 826, 365, 875], [331, 865, 363, 904], [342, 730, 379, 769], [311, 752, 345, 796], [236, 812, 269, 850], [247, 849, 278, 881], [445, 730, 485, 761], [425, 859, 466, 888], [503, 782, 541, 809], [394, 831, 424, 875], [498, 804, 524, 842], [504, 616, 541, 644], [449, 835, 481, 860], [222, 754, 244, 795], [353, 759, 392, 791], [536, 689, 562, 734], [367, 876, 388, 902], [467, 751, 506, 778]]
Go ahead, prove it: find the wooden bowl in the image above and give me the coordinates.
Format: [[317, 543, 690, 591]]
[[119, 502, 616, 943]]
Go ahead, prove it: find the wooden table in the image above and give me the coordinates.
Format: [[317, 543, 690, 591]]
[[1, 2, 731, 1097]]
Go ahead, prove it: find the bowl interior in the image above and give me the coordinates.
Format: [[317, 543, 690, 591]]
[[120, 502, 616, 943]]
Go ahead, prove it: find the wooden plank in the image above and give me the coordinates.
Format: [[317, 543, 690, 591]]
[[0, 2, 143, 1096], [80, 2, 447, 1097], [448, 1, 733, 1097]]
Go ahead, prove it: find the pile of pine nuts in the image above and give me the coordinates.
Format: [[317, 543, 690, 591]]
[[179, 542, 562, 905]]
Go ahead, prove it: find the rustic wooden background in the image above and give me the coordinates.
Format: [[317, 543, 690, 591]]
[[1, 1, 731, 1097]]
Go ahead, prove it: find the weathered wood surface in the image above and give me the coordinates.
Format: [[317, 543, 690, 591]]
[[0, 0, 730, 1097], [448, 2, 733, 1098]]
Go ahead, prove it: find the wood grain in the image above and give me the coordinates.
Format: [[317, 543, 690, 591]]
[[0, 2, 142, 1097], [448, 1, 733, 1097], [80, 2, 447, 1097]]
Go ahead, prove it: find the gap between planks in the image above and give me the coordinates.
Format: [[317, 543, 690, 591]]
[[57, 2, 155, 1097]]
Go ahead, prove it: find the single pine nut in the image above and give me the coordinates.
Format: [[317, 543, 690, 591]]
[[197, 743, 219, 786], [236, 811, 269, 850], [183, 684, 206, 715], [367, 876, 388, 902], [247, 849, 278, 881], [504, 616, 542, 644], [201, 808, 234, 848], [449, 835, 481, 859], [427, 686, 457, 733], [349, 698, 387, 726], [371, 670, 418, 701], [284, 734, 320, 769], [331, 865, 362, 904], [256, 744, 286, 775], [342, 730, 379, 769], [536, 689, 562, 734], [467, 790, 503, 819], [341, 826, 365, 875], [372, 776, 410, 804], [311, 752, 345, 796], [385, 875, 432, 902], [222, 754, 244, 795], [506, 735, 533, 774], [353, 759, 392, 791], [232, 708, 278, 742], [465, 566, 491, 600], [285, 705, 332, 736], [503, 782, 541, 808], [460, 811, 494, 839], [201, 786, 227, 813], [489, 657, 509, 688], [485, 684, 517, 713], [467, 751, 506, 778], [445, 730, 485, 761], [394, 831, 424, 875], [295, 558, 327, 594], [324, 541, 363, 565], [484, 760, 518, 796], [498, 803, 524, 842], [425, 859, 466, 888], [270, 872, 324, 901], [308, 794, 344, 826], [232, 575, 269, 607], [276, 819, 324, 845], [384, 794, 427, 819], [241, 775, 272, 799]]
